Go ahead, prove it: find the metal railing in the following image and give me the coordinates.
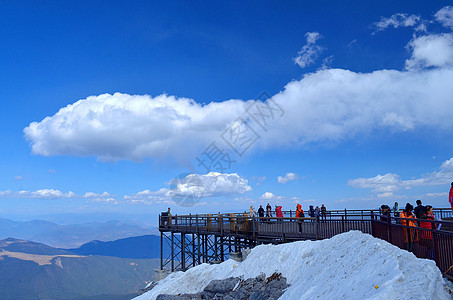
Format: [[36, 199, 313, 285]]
[[371, 213, 453, 280], [159, 209, 453, 279]]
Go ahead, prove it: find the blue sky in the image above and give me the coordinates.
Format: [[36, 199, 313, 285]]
[[1, 1, 453, 225]]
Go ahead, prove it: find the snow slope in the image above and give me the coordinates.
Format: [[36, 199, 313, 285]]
[[135, 231, 453, 300]]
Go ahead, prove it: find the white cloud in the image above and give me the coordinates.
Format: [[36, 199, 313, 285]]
[[24, 93, 249, 162], [294, 32, 325, 68], [16, 189, 75, 199], [24, 33, 453, 163], [14, 176, 23, 181], [260, 192, 276, 200], [125, 172, 252, 205], [374, 13, 422, 31], [0, 172, 251, 207], [174, 172, 252, 197], [348, 157, 453, 195], [435, 6, 453, 29], [405, 34, 453, 70], [277, 172, 298, 184], [0, 189, 115, 202]]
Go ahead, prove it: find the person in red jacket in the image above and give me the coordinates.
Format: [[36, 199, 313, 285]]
[[275, 205, 283, 218], [449, 182, 453, 211], [420, 205, 436, 259], [296, 204, 304, 232]]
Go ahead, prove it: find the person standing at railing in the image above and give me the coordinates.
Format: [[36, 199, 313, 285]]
[[420, 205, 436, 259], [309, 205, 315, 222], [393, 202, 400, 218], [449, 182, 453, 211], [296, 204, 304, 219], [380, 205, 391, 221], [162, 207, 171, 227], [400, 203, 418, 250], [296, 204, 304, 232], [249, 206, 257, 218], [321, 204, 327, 222], [266, 203, 272, 218], [414, 200, 426, 225], [258, 205, 265, 218], [275, 205, 283, 218], [314, 206, 320, 222]]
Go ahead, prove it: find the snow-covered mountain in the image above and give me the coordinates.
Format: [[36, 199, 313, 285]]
[[136, 231, 453, 300]]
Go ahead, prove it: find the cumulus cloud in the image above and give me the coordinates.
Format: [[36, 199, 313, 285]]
[[348, 157, 453, 197], [24, 31, 453, 163], [277, 172, 298, 184], [374, 13, 422, 31], [173, 172, 252, 197], [294, 32, 325, 68], [260, 192, 277, 200], [24, 93, 249, 162], [435, 6, 453, 29], [124, 172, 252, 205], [405, 34, 453, 69]]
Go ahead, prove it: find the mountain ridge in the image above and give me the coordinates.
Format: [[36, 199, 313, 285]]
[[0, 237, 159, 300]]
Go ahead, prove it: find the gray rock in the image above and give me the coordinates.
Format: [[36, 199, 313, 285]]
[[204, 277, 240, 295], [156, 273, 289, 300]]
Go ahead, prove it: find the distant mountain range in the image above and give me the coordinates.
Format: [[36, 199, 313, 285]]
[[0, 238, 160, 300], [67, 234, 168, 259], [0, 216, 158, 248]]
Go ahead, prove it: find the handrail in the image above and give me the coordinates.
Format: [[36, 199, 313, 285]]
[[160, 208, 452, 219], [159, 210, 453, 279]]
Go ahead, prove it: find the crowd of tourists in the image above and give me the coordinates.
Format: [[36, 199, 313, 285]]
[[379, 198, 444, 259], [248, 203, 327, 222]]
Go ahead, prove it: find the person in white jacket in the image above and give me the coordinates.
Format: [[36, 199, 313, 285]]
[[249, 205, 257, 217]]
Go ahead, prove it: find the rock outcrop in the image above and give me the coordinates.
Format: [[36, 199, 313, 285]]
[[156, 272, 289, 300]]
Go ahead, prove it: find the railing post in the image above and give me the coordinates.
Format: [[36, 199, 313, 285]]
[[196, 214, 199, 232], [207, 214, 212, 231], [315, 218, 319, 240], [432, 229, 439, 264], [387, 215, 392, 244], [371, 212, 375, 237], [341, 215, 344, 233], [160, 232, 163, 270]]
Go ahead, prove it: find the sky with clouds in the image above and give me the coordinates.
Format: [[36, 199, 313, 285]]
[[1, 1, 453, 225]]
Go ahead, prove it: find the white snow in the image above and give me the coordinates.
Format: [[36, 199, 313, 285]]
[[134, 231, 453, 300]]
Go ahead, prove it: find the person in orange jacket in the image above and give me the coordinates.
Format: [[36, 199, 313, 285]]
[[296, 204, 304, 218], [400, 203, 418, 250], [296, 204, 304, 232]]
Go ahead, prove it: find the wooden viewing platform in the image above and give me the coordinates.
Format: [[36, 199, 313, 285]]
[[159, 208, 453, 280]]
